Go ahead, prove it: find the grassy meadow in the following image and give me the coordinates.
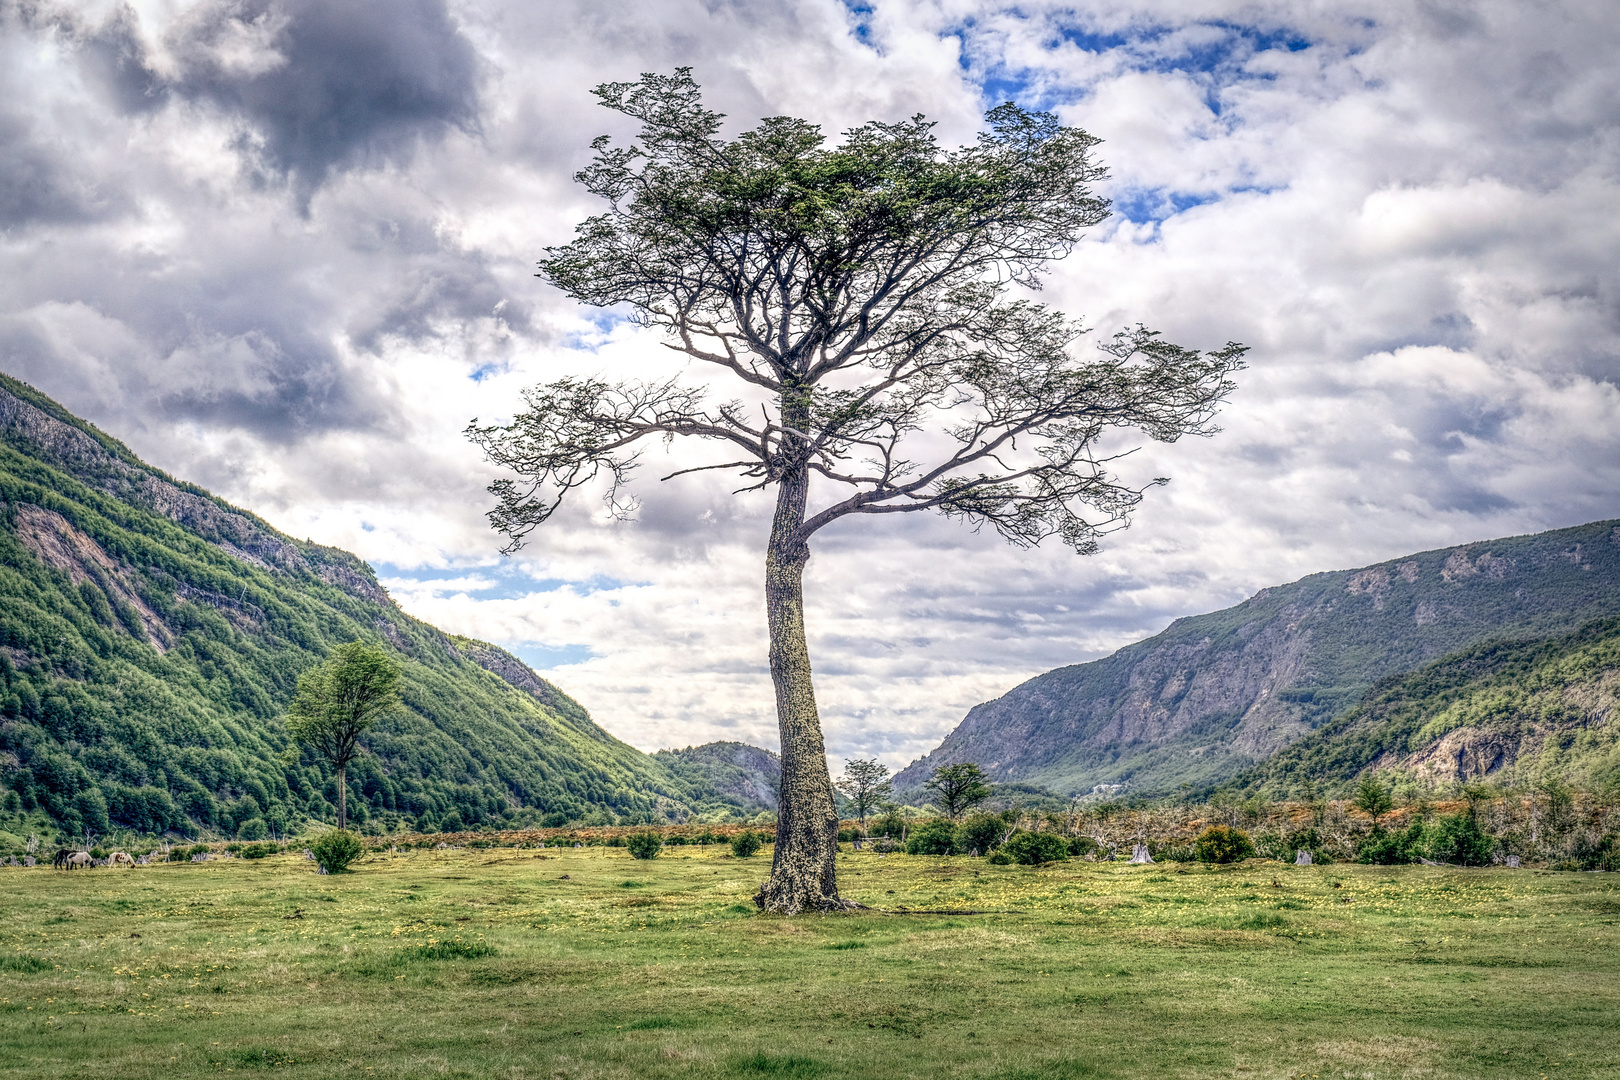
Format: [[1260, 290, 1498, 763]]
[[1, 845, 1616, 1080]]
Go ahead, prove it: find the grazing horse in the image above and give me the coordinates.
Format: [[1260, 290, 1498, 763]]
[[52, 849, 73, 870], [66, 851, 92, 869], [108, 851, 136, 868]]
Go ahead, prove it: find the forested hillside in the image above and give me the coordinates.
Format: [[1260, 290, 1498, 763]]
[[0, 373, 745, 839], [897, 519, 1620, 798], [654, 742, 782, 813], [1229, 615, 1620, 797]]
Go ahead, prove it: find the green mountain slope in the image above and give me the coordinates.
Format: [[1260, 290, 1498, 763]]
[[0, 373, 735, 838], [1229, 615, 1620, 797], [895, 519, 1620, 798], [654, 742, 781, 813]]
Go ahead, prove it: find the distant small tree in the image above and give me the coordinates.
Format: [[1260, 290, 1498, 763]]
[[835, 759, 892, 833], [1353, 775, 1395, 832], [626, 831, 663, 859], [731, 830, 763, 858], [286, 642, 401, 831], [927, 763, 993, 820]]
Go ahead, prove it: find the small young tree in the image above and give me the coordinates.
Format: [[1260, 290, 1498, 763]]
[[835, 759, 892, 833], [470, 70, 1245, 914], [286, 642, 401, 831], [1353, 774, 1395, 832], [926, 762, 993, 820]]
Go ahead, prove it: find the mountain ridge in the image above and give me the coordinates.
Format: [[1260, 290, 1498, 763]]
[[895, 519, 1620, 798]]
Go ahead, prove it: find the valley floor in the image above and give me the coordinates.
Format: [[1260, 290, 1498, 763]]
[[0, 847, 1615, 1079]]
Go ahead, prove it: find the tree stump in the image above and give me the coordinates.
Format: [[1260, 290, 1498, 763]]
[[1295, 850, 1312, 865], [1130, 843, 1153, 864]]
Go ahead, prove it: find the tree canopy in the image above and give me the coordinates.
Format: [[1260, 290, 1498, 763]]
[[286, 642, 401, 830]]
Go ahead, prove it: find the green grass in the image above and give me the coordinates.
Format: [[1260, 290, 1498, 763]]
[[0, 845, 1615, 1079]]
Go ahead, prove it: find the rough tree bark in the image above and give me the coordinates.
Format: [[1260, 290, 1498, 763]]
[[754, 457, 848, 913]]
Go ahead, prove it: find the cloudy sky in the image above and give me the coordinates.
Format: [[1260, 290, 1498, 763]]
[[3, 0, 1617, 770]]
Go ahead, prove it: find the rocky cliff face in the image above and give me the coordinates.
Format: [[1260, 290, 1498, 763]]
[[894, 520, 1620, 798]]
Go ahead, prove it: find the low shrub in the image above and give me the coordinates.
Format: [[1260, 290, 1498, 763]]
[[166, 848, 187, 863], [625, 831, 663, 860], [1195, 825, 1256, 864], [958, 813, 1007, 855], [311, 830, 364, 874], [1423, 813, 1493, 867], [241, 842, 280, 860], [1068, 836, 1100, 858], [731, 830, 763, 858], [905, 819, 960, 856], [1573, 833, 1620, 872], [987, 849, 1013, 865], [1001, 831, 1069, 865], [89, 847, 108, 860], [1358, 822, 1423, 865]]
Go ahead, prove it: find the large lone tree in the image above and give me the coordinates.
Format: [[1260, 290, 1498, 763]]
[[468, 70, 1244, 914]]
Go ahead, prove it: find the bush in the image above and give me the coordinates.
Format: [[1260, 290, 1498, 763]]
[[311, 829, 364, 873], [1068, 835, 1100, 858], [959, 813, 1007, 855], [241, 842, 279, 860], [626, 831, 663, 860], [905, 819, 960, 856], [167, 848, 187, 863], [1195, 825, 1256, 864], [237, 817, 269, 841], [1358, 822, 1423, 865], [730, 830, 763, 858], [987, 849, 1013, 865], [89, 847, 107, 860], [1001, 831, 1069, 865], [1573, 833, 1620, 872], [1423, 813, 1493, 867]]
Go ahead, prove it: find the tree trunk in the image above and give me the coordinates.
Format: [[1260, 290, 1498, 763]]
[[753, 464, 848, 914], [337, 765, 348, 832]]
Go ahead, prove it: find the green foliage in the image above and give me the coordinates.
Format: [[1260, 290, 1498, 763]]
[[1001, 831, 1070, 865], [959, 813, 1008, 855], [904, 819, 960, 856], [926, 762, 993, 820], [1353, 775, 1395, 827], [311, 829, 364, 874], [1423, 813, 1494, 867], [1358, 821, 1424, 865], [237, 817, 268, 841], [730, 830, 762, 858], [1068, 835, 1100, 858], [1194, 825, 1256, 864], [625, 831, 662, 860], [241, 842, 279, 859], [987, 849, 1014, 865]]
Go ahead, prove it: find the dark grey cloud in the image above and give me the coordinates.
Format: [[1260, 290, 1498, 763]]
[[0, 114, 123, 226], [168, 0, 480, 205]]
